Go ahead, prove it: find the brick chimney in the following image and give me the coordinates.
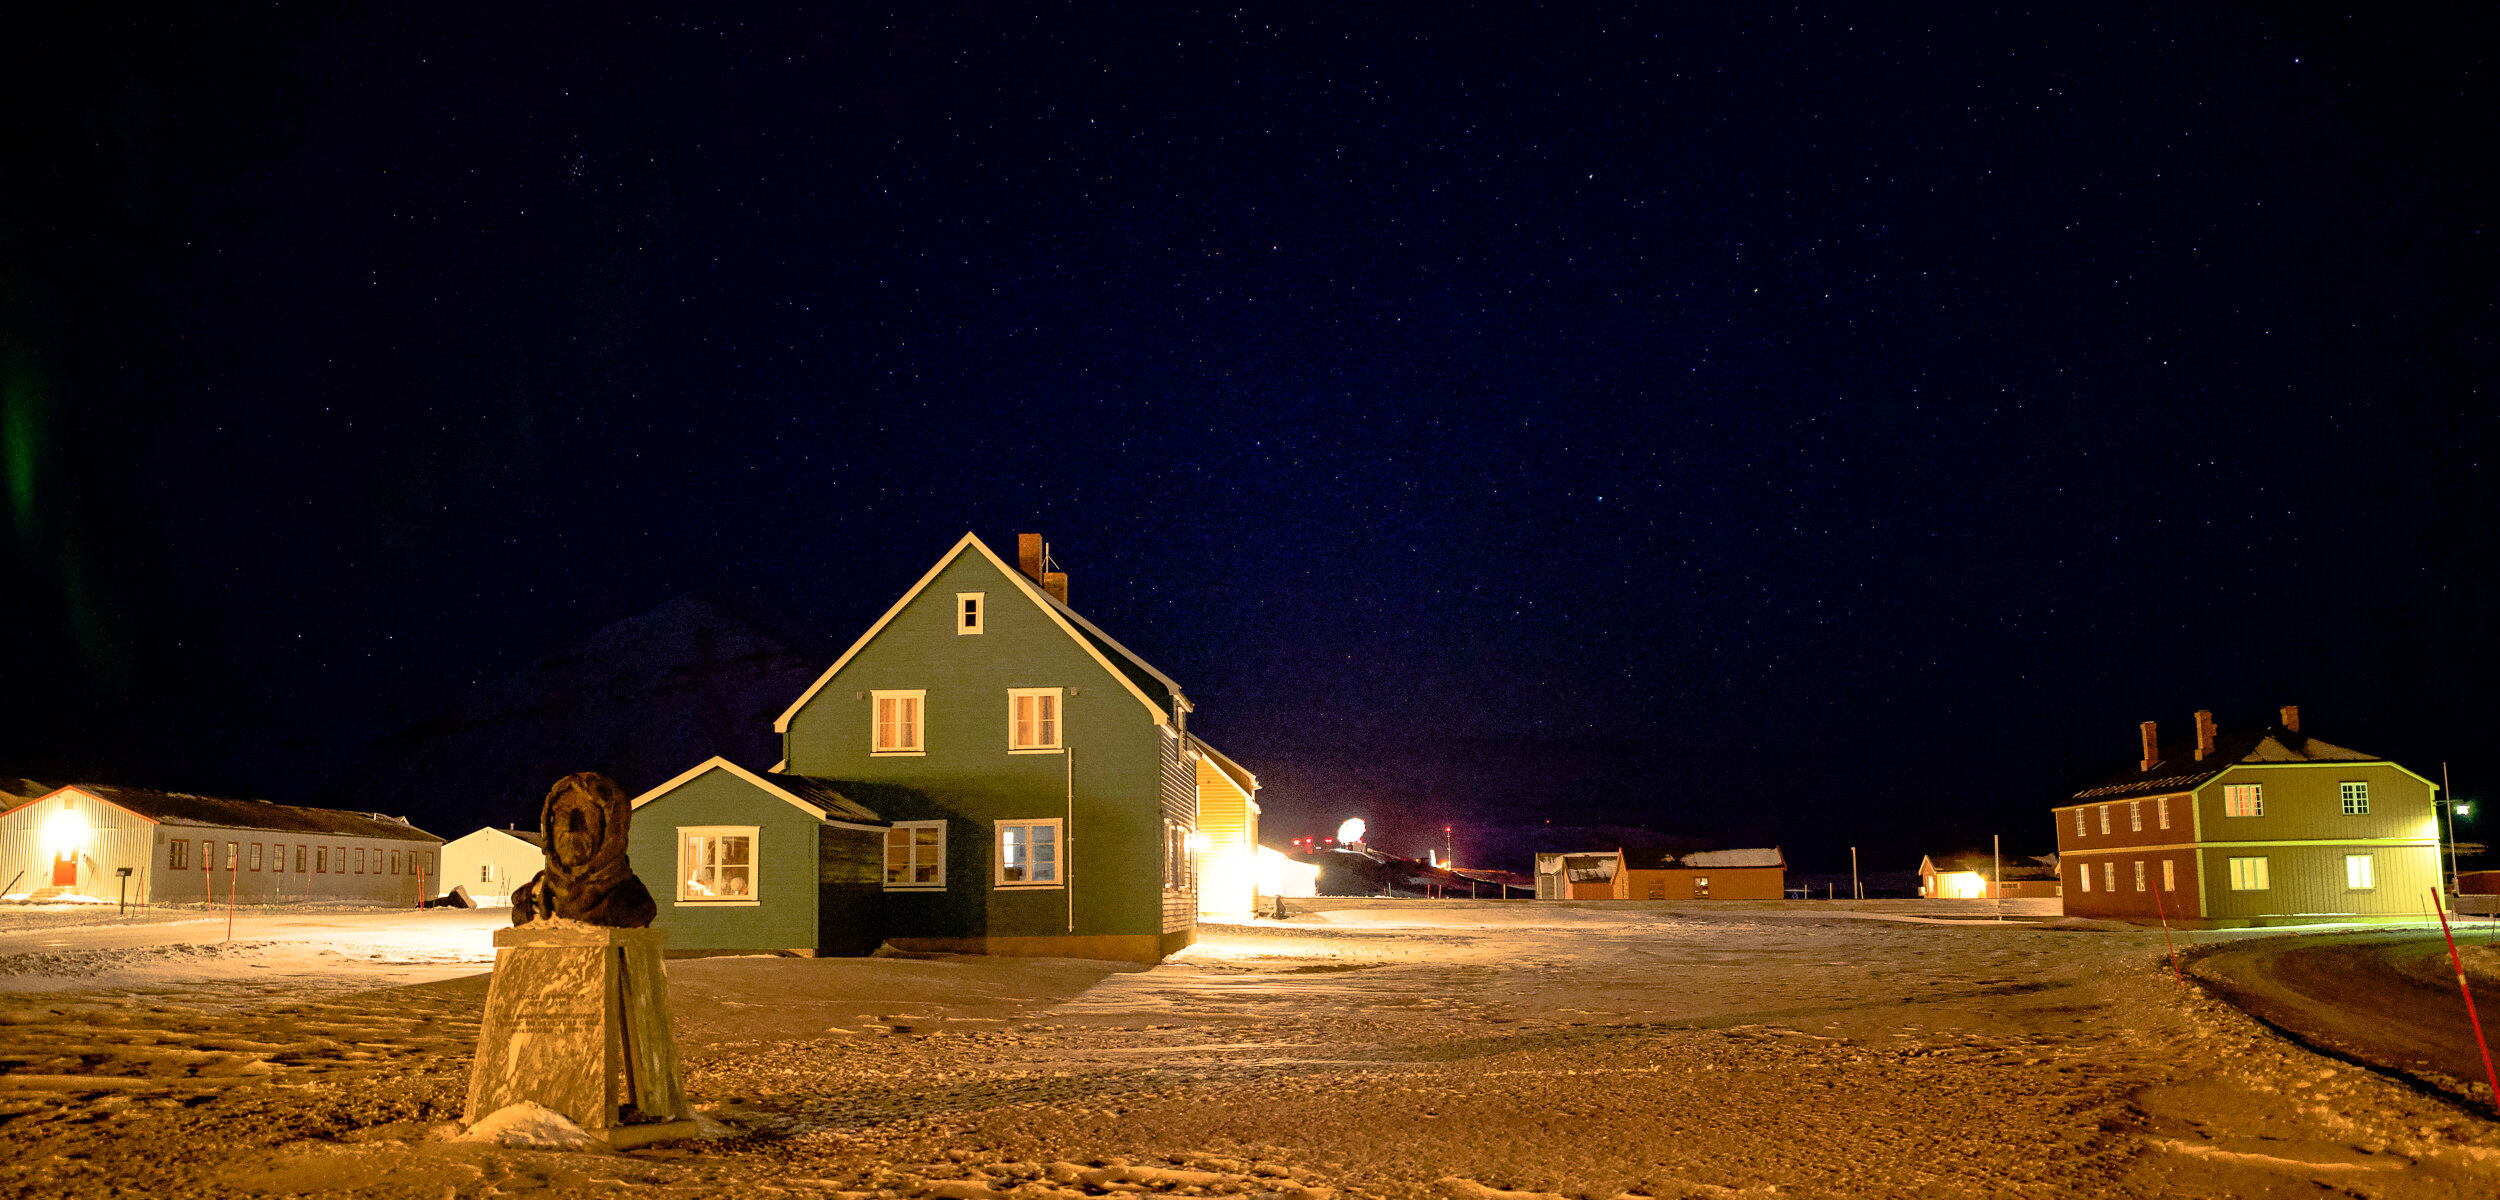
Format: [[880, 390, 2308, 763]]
[[1015, 533, 1069, 605], [2139, 721, 2160, 773], [2278, 705, 2300, 733], [2193, 710, 2216, 761]]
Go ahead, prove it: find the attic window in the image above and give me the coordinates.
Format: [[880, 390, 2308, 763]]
[[2224, 783, 2263, 818], [957, 593, 984, 635]]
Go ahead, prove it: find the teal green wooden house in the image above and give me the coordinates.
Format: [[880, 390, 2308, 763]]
[[628, 533, 1203, 963]]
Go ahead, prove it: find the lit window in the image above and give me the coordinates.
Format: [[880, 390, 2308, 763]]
[[997, 819, 1061, 887], [2161, 859, 2175, 891], [2128, 801, 2142, 832], [872, 690, 926, 755], [2133, 860, 2145, 891], [2098, 805, 2111, 835], [885, 821, 947, 889], [2102, 862, 2115, 892], [1008, 688, 1062, 751], [2345, 854, 2375, 890], [956, 593, 984, 635], [2224, 783, 2263, 817], [2228, 856, 2270, 891], [2156, 797, 2170, 830], [2340, 782, 2369, 815], [678, 827, 758, 903], [169, 840, 189, 870], [2073, 808, 2085, 837], [2079, 862, 2092, 892]]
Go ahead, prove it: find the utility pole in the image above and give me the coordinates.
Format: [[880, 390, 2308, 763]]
[[1445, 826, 1454, 870], [2444, 761, 2459, 903], [1993, 834, 2003, 922], [1850, 846, 1861, 902]]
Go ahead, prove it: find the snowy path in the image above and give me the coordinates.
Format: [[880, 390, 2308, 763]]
[[0, 904, 2495, 1197], [2191, 928, 2500, 1113]]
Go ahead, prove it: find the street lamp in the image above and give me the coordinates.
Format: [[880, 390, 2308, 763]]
[[2441, 761, 2476, 899]]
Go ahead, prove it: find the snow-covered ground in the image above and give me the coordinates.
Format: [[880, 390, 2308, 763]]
[[0, 902, 503, 998], [0, 903, 2494, 1198]]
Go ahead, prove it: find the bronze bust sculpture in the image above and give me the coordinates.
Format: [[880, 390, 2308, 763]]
[[511, 772, 658, 928]]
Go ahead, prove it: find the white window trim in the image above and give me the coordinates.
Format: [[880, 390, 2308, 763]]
[[2128, 801, 2142, 832], [2074, 809, 2085, 838], [2345, 853, 2376, 891], [2102, 861, 2115, 893], [995, 818, 1064, 889], [2097, 805, 2111, 835], [2156, 796, 2170, 830], [2132, 860, 2145, 891], [2224, 783, 2264, 818], [870, 689, 928, 756], [884, 820, 948, 891], [2341, 781, 2370, 815], [677, 825, 762, 906], [956, 592, 985, 636], [2228, 855, 2270, 891], [2161, 859, 2175, 891], [1007, 687, 1065, 753]]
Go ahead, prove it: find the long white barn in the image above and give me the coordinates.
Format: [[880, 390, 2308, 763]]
[[0, 783, 444, 908]]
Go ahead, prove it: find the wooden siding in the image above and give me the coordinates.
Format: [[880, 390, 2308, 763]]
[[1194, 756, 1253, 848], [780, 547, 1174, 946], [1614, 867, 1784, 901], [2053, 793, 2192, 857], [2199, 842, 2440, 920], [2060, 850, 2203, 921], [438, 828, 545, 904], [1160, 728, 1198, 934], [628, 766, 825, 952], [0, 790, 438, 907], [2191, 762, 2436, 846]]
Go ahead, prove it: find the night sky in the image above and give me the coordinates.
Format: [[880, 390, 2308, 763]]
[[4, 6, 2492, 873]]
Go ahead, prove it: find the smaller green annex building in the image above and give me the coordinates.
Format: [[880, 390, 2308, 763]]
[[629, 533, 1207, 963]]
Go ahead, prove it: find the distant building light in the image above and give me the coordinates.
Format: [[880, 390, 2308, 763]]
[[1338, 817, 1367, 845]]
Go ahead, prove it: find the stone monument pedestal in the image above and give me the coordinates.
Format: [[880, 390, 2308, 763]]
[[465, 924, 697, 1148]]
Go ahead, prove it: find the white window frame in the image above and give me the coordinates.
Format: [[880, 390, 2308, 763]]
[[871, 689, 927, 756], [2227, 855, 2270, 891], [2073, 808, 2085, 838], [677, 825, 761, 905], [2223, 783, 2263, 818], [2344, 853, 2375, 891], [995, 819, 1063, 888], [2156, 796, 2170, 830], [2128, 801, 2142, 832], [2079, 861, 2092, 892], [2132, 860, 2145, 891], [884, 820, 947, 890], [2340, 781, 2369, 815], [956, 592, 984, 635], [2102, 861, 2115, 893], [2097, 805, 2111, 835], [1007, 687, 1064, 753], [2161, 859, 2175, 891]]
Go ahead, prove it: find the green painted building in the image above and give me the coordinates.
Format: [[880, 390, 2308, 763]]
[[2055, 706, 2443, 927], [629, 533, 1202, 962]]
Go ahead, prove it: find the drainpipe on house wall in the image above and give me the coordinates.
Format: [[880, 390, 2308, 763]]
[[1065, 745, 1075, 934]]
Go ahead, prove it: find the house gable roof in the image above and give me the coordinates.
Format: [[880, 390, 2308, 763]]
[[630, 756, 889, 830], [7, 784, 442, 843], [772, 533, 1181, 733], [1188, 736, 1259, 807], [2066, 726, 2413, 804]]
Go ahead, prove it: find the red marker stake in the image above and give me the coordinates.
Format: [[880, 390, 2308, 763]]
[[2432, 889, 2500, 1109], [226, 851, 238, 943], [2153, 879, 2182, 985]]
